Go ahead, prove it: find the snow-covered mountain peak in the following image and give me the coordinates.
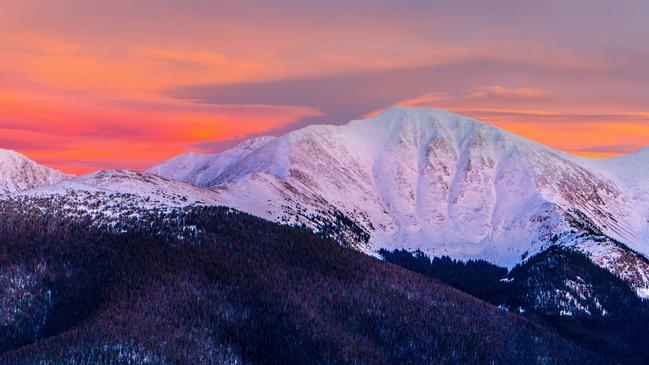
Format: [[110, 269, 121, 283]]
[[355, 107, 493, 133], [0, 149, 69, 193], [347, 107, 526, 143], [236, 135, 277, 149], [145, 107, 649, 296], [147, 135, 277, 186], [148, 108, 641, 251], [274, 107, 557, 170]]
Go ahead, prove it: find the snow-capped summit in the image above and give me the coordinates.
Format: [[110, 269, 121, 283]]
[[148, 136, 276, 186], [148, 107, 649, 296], [0, 149, 69, 193], [148, 107, 635, 254]]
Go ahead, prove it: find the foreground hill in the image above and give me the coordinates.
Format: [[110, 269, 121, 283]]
[[0, 203, 597, 364]]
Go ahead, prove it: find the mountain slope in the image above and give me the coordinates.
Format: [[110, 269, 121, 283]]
[[21, 169, 220, 207], [585, 148, 649, 247], [0, 204, 598, 364], [0, 149, 69, 193], [148, 107, 649, 296], [3, 170, 222, 235]]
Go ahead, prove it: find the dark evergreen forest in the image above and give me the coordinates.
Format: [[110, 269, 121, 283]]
[[0, 202, 599, 364], [381, 247, 649, 364]]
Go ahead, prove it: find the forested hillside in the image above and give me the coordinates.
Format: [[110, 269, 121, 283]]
[[0, 202, 598, 364], [382, 247, 649, 364]]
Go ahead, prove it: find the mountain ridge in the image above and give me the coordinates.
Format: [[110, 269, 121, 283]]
[[2, 107, 649, 301], [147, 107, 649, 297]]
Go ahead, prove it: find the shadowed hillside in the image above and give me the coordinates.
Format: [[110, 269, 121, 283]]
[[0, 203, 598, 364]]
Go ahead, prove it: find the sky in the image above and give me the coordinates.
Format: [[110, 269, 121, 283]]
[[1, 0, 649, 174]]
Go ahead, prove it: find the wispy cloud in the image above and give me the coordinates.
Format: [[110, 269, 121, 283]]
[[467, 86, 545, 99]]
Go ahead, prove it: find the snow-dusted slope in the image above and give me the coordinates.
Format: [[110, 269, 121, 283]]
[[149, 136, 276, 186], [6, 170, 221, 229], [584, 148, 649, 248], [20, 169, 220, 209], [148, 107, 649, 296], [0, 149, 69, 193], [23, 169, 220, 205]]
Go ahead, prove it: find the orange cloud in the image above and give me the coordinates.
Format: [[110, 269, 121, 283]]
[[467, 86, 545, 99], [0, 89, 321, 174], [384, 90, 649, 157], [1, 1, 648, 175]]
